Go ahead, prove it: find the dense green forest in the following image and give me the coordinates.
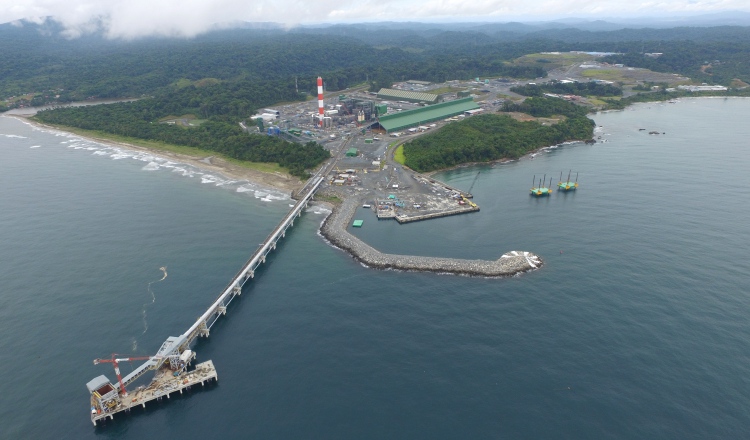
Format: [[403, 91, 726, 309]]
[[500, 96, 590, 118], [402, 111, 594, 172], [3, 21, 749, 102], [0, 27, 546, 101], [35, 103, 329, 177], [4, 21, 750, 104]]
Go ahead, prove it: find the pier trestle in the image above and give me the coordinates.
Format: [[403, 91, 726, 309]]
[[89, 176, 324, 425]]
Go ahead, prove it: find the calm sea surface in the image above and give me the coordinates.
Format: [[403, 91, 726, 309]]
[[1, 98, 749, 439]]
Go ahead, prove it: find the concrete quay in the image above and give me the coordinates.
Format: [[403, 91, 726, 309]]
[[320, 198, 542, 277], [394, 205, 480, 223]]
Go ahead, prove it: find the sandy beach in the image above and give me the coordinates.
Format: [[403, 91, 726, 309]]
[[9, 114, 304, 194]]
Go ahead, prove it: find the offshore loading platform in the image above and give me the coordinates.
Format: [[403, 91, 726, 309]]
[[86, 176, 325, 426]]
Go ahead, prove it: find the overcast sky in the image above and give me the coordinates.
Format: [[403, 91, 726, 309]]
[[3, 0, 750, 39]]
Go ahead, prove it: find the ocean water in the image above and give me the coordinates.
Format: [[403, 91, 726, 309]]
[[1, 98, 749, 439]]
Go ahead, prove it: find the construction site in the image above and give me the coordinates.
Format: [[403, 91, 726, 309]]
[[87, 355, 217, 426], [246, 76, 507, 229]]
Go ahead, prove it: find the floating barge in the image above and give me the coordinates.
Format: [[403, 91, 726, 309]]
[[530, 174, 553, 197], [88, 360, 218, 426], [557, 170, 579, 192]]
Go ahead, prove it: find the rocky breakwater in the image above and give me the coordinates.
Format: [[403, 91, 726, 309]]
[[320, 198, 543, 277]]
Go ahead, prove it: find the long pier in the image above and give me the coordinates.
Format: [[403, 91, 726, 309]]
[[88, 174, 325, 424], [123, 175, 323, 387]]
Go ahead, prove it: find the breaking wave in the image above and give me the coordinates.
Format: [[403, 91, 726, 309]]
[[18, 121, 292, 204]]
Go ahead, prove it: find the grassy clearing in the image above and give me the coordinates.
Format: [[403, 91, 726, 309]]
[[33, 121, 288, 174], [494, 93, 516, 101], [586, 97, 608, 106], [536, 117, 563, 125], [314, 193, 342, 204], [581, 69, 630, 82], [393, 144, 406, 164], [223, 157, 286, 174], [158, 114, 207, 127], [502, 112, 563, 124], [514, 53, 594, 70]]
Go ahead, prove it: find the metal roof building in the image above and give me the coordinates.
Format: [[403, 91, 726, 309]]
[[377, 88, 440, 104], [376, 98, 479, 133]]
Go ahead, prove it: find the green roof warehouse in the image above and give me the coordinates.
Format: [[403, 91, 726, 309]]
[[376, 98, 480, 133]]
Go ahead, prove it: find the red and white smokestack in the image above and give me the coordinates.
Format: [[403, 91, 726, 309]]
[[317, 76, 324, 127]]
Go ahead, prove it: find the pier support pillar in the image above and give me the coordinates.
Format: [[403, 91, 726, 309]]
[[233, 286, 241, 296], [261, 255, 265, 263], [218, 306, 227, 315], [271, 242, 276, 250]]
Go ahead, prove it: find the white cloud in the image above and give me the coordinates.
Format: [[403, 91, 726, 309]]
[[1, 0, 749, 39]]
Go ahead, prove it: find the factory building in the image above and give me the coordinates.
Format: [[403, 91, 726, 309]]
[[375, 97, 479, 133], [376, 88, 440, 104], [250, 113, 279, 123]]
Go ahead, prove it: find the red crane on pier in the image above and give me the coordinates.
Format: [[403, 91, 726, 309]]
[[93, 354, 154, 396]]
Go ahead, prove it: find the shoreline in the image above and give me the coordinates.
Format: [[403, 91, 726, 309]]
[[7, 114, 304, 195]]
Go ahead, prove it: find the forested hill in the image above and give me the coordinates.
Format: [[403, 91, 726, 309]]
[[402, 98, 595, 172], [0, 25, 546, 101], [3, 20, 750, 102]]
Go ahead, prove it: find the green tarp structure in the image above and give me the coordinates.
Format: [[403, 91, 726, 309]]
[[377, 88, 439, 104], [346, 148, 358, 157]]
